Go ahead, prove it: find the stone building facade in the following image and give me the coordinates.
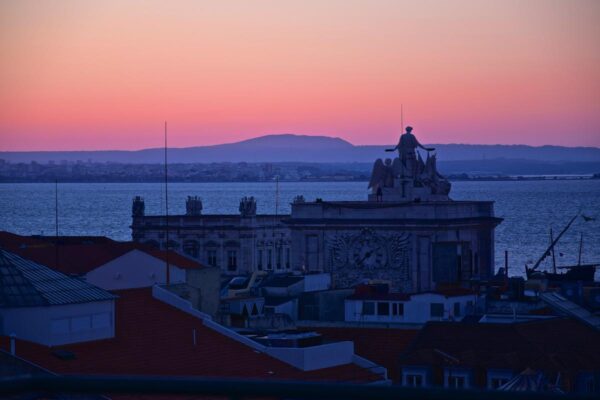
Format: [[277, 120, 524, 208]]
[[287, 199, 500, 291], [131, 127, 502, 291], [132, 196, 292, 275]]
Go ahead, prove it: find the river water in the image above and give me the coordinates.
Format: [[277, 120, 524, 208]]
[[1, 180, 599, 276]]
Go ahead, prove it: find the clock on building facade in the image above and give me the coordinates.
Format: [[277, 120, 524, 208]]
[[328, 228, 411, 291]]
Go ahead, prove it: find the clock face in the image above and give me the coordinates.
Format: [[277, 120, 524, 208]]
[[351, 234, 387, 269]]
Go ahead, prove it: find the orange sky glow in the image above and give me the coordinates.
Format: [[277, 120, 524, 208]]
[[1, 0, 599, 151]]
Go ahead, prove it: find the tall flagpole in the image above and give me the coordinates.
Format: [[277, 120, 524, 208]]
[[164, 121, 170, 284], [55, 179, 60, 269], [401, 104, 404, 133]]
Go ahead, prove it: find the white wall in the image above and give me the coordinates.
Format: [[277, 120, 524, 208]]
[[269, 299, 298, 320], [302, 273, 331, 292], [85, 249, 186, 290], [266, 341, 354, 371], [1, 300, 115, 346], [345, 294, 476, 324]]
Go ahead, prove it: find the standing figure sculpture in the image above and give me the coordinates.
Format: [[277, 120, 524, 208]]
[[386, 126, 434, 178], [369, 125, 450, 201]]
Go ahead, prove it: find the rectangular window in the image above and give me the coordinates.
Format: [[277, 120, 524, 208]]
[[453, 302, 461, 317], [285, 248, 290, 269], [257, 249, 263, 270], [227, 250, 237, 271], [276, 247, 282, 269], [377, 302, 390, 316], [432, 242, 459, 283], [362, 302, 375, 315], [392, 303, 404, 316], [51, 318, 70, 334], [430, 303, 444, 318], [584, 377, 597, 393], [447, 375, 466, 389], [71, 315, 92, 332], [92, 313, 111, 329], [207, 250, 217, 267], [466, 300, 474, 314], [487, 370, 513, 390], [267, 249, 273, 270], [490, 378, 509, 389], [405, 374, 423, 387], [305, 235, 319, 270]]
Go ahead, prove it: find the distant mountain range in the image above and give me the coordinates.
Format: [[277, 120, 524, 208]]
[[2, 134, 600, 165]]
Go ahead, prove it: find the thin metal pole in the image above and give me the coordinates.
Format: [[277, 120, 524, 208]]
[[401, 104, 404, 133], [578, 233, 583, 266], [550, 228, 556, 274], [164, 121, 170, 285], [531, 214, 578, 272], [55, 179, 59, 269], [55, 180, 59, 237], [275, 175, 279, 217]]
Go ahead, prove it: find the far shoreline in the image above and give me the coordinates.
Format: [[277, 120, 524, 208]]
[[1, 175, 598, 184]]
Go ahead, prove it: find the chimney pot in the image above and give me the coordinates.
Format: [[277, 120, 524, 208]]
[[9, 333, 16, 356]]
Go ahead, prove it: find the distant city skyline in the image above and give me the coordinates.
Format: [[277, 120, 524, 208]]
[[1, 0, 599, 151]]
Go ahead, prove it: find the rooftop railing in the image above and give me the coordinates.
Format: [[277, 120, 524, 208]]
[[1, 375, 596, 400]]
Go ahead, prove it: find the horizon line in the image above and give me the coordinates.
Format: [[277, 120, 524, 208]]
[[2, 132, 600, 153]]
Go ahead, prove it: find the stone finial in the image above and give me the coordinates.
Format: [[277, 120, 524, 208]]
[[186, 196, 203, 216], [239, 196, 257, 217], [293, 195, 305, 204], [132, 196, 145, 217]]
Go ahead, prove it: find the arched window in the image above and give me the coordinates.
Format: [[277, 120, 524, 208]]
[[183, 240, 200, 258]]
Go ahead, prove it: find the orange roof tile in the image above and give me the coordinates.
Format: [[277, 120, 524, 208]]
[[0, 288, 381, 384]]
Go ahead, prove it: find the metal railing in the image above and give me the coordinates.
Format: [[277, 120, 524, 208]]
[[1, 375, 596, 400]]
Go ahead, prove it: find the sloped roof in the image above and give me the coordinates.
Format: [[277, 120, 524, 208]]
[[0, 288, 382, 383], [0, 231, 205, 275], [261, 275, 304, 288], [0, 249, 116, 308], [347, 289, 474, 301], [0, 350, 52, 378], [398, 318, 600, 373], [301, 326, 419, 383], [264, 296, 296, 306]]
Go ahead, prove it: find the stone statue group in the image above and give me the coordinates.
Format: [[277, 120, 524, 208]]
[[369, 126, 451, 200]]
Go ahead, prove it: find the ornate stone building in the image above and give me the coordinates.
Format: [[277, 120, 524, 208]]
[[131, 127, 502, 292]]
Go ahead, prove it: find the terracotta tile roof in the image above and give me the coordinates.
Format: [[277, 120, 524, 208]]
[[423, 287, 475, 297], [346, 290, 474, 301], [346, 293, 411, 301], [301, 326, 419, 383], [399, 319, 600, 375], [0, 288, 381, 384], [143, 248, 204, 270], [348, 284, 474, 301], [0, 231, 205, 275]]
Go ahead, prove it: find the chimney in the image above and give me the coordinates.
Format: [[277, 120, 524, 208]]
[[186, 196, 203, 216], [9, 333, 16, 356], [239, 196, 257, 217], [132, 196, 145, 217]]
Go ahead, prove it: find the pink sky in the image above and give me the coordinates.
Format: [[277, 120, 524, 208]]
[[1, 0, 599, 151]]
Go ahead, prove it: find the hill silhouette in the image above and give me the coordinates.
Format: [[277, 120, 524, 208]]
[[1, 134, 599, 164]]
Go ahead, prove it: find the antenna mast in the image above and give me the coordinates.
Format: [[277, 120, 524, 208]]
[[55, 179, 59, 269], [164, 121, 170, 284], [275, 175, 280, 217], [401, 104, 404, 132]]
